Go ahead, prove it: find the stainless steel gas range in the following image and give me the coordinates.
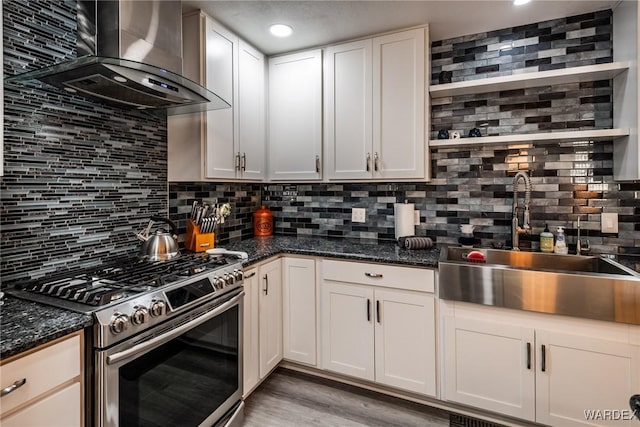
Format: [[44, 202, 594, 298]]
[[9, 252, 246, 427]]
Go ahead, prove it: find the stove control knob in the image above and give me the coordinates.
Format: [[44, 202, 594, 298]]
[[110, 313, 129, 334], [212, 276, 225, 290], [224, 273, 235, 285], [131, 306, 149, 325], [233, 269, 243, 281], [149, 300, 166, 317]]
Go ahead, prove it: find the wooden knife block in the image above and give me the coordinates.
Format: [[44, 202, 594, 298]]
[[185, 219, 214, 252]]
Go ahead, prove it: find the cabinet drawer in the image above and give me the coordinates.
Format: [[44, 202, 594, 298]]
[[322, 259, 434, 292], [1, 382, 81, 427], [0, 334, 81, 414]]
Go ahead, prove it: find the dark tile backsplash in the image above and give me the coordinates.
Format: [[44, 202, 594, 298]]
[[168, 182, 261, 245], [1, 3, 638, 287], [1, 1, 169, 284]]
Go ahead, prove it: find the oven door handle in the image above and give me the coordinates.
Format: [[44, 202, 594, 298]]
[[106, 291, 244, 366]]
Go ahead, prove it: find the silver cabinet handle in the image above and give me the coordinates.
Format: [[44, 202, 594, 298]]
[[315, 155, 320, 173], [366, 153, 371, 172], [263, 274, 269, 295], [365, 272, 383, 278], [241, 153, 247, 172], [374, 152, 379, 172], [244, 271, 256, 279], [235, 152, 241, 171], [1, 378, 26, 397]]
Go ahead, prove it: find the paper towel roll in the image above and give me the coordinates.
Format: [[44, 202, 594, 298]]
[[394, 203, 415, 239]]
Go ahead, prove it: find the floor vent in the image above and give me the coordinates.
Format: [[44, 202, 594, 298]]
[[450, 413, 505, 427]]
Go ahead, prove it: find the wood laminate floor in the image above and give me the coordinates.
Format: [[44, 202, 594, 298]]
[[243, 369, 450, 427]]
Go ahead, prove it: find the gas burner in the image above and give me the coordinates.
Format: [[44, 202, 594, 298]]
[[12, 252, 238, 309]]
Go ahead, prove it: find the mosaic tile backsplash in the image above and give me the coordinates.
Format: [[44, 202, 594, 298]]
[[168, 182, 262, 245], [1, 1, 169, 284]]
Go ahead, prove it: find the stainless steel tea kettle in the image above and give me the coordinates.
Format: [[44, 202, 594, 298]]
[[136, 216, 180, 261]]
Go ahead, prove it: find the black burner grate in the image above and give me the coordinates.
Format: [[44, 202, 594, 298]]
[[18, 253, 229, 306]]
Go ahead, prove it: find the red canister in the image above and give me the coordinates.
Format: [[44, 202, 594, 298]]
[[253, 205, 273, 236]]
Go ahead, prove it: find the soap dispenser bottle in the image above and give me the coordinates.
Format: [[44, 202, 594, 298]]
[[540, 224, 554, 253], [554, 226, 568, 254]]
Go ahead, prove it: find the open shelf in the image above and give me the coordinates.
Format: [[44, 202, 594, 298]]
[[429, 62, 631, 98], [428, 129, 630, 148]]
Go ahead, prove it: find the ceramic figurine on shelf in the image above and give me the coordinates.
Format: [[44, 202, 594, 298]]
[[450, 131, 460, 139], [468, 127, 482, 137], [437, 129, 449, 139]]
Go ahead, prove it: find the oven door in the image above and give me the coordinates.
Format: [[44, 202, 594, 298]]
[[96, 290, 244, 427]]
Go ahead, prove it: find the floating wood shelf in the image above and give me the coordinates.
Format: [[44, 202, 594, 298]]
[[428, 129, 630, 148], [429, 62, 631, 98]]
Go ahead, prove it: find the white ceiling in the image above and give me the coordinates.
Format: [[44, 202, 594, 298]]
[[182, 0, 621, 56]]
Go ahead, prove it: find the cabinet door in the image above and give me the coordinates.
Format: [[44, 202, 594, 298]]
[[536, 330, 639, 427], [283, 258, 317, 365], [238, 40, 265, 180], [259, 258, 283, 378], [242, 268, 260, 397], [325, 39, 373, 180], [204, 18, 239, 179], [443, 315, 536, 421], [373, 28, 425, 179], [321, 281, 375, 381], [374, 289, 436, 396], [1, 382, 81, 427], [268, 50, 323, 181]]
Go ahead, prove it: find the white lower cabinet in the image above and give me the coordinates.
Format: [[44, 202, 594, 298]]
[[258, 258, 283, 379], [242, 267, 260, 397], [242, 258, 283, 396], [0, 332, 83, 426], [443, 303, 640, 427], [321, 260, 437, 396], [283, 257, 317, 365]]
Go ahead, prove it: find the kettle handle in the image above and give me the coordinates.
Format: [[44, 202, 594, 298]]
[[150, 216, 178, 238]]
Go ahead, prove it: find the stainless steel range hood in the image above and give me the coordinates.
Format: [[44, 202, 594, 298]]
[[5, 0, 229, 115]]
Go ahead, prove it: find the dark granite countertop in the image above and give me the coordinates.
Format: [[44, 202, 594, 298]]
[[0, 236, 438, 360], [221, 235, 441, 268], [0, 294, 93, 359]]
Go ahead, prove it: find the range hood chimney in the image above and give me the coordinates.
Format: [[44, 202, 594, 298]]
[[6, 0, 229, 115]]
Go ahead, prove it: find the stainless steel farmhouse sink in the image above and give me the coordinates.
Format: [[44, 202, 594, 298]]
[[439, 247, 640, 325]]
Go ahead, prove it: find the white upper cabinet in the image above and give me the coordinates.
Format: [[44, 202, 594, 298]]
[[203, 17, 239, 179], [238, 41, 266, 180], [325, 28, 427, 181], [325, 40, 373, 180], [168, 12, 265, 181], [268, 49, 323, 181]]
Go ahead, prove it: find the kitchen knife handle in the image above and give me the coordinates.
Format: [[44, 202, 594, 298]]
[[376, 300, 381, 323], [315, 155, 320, 173], [541, 344, 546, 372], [367, 299, 371, 322], [374, 152, 379, 172], [526, 342, 531, 370], [263, 274, 269, 295], [235, 153, 241, 171], [366, 153, 371, 172], [241, 153, 247, 172], [1, 378, 26, 397]]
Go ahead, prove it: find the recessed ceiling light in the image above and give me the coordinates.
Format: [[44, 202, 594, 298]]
[[513, 0, 531, 5], [113, 76, 127, 83], [63, 87, 77, 93], [269, 24, 293, 38]]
